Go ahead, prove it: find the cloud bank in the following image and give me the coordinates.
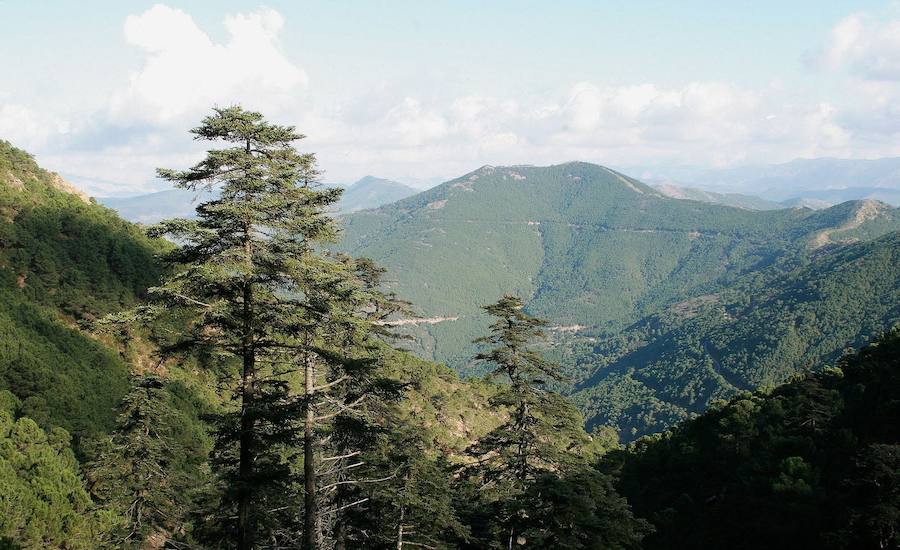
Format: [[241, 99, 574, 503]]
[[1, 3, 899, 195]]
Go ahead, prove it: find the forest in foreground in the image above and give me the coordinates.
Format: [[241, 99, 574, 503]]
[[0, 108, 898, 549]]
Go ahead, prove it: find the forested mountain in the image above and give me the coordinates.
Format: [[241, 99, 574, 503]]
[[2, 126, 898, 549], [0, 141, 167, 443], [567, 230, 900, 439], [337, 162, 899, 367], [4, 128, 625, 549], [337, 162, 900, 439], [609, 328, 900, 549]]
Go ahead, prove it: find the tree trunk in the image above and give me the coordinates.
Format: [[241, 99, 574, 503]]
[[335, 519, 346, 550], [237, 229, 255, 550], [238, 279, 255, 550], [396, 505, 405, 550], [304, 356, 319, 550]]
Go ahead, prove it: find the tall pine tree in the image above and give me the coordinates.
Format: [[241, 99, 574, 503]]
[[141, 106, 404, 549], [467, 295, 594, 548]]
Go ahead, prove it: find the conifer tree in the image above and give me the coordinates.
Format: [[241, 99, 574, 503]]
[[142, 106, 402, 549], [86, 375, 186, 548], [147, 106, 329, 548], [467, 295, 591, 548]]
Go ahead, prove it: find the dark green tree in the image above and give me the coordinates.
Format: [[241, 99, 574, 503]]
[[147, 106, 326, 548], [341, 421, 467, 549], [0, 391, 108, 549], [466, 294, 594, 548], [86, 376, 176, 546], [139, 106, 404, 549]]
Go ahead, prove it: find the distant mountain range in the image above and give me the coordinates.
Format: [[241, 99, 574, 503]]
[[638, 157, 900, 207], [651, 183, 784, 210], [98, 175, 416, 223], [337, 175, 417, 213]]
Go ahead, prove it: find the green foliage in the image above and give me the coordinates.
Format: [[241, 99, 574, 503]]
[[514, 468, 651, 549], [570, 230, 900, 440], [0, 394, 112, 549], [461, 296, 647, 549], [339, 161, 899, 374], [0, 140, 166, 447], [467, 295, 587, 489], [347, 425, 469, 549], [0, 140, 164, 318], [0, 289, 131, 444], [609, 328, 900, 549], [86, 375, 213, 548]]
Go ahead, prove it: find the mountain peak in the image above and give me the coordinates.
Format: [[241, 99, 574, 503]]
[[350, 175, 414, 191], [338, 176, 417, 213]]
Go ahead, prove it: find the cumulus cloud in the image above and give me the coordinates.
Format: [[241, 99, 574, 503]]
[[302, 78, 868, 180], [819, 13, 900, 80], [4, 3, 900, 195], [0, 103, 69, 150], [108, 4, 307, 126]]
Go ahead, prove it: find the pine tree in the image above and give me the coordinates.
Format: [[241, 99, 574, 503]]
[[85, 375, 185, 547], [337, 411, 467, 549], [467, 295, 591, 548], [141, 106, 402, 549]]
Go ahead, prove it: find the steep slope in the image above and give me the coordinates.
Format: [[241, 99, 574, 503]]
[[0, 141, 165, 442], [568, 231, 900, 439], [610, 329, 900, 549], [338, 162, 900, 371], [336, 175, 417, 213]]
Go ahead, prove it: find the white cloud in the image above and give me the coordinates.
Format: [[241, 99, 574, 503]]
[[108, 4, 307, 126], [0, 103, 68, 150], [820, 13, 900, 80], [5, 3, 900, 196], [293, 78, 874, 183]]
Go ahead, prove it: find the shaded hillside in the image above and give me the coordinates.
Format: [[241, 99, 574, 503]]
[[567, 231, 900, 440], [338, 162, 900, 371], [609, 328, 900, 549], [0, 140, 165, 442]]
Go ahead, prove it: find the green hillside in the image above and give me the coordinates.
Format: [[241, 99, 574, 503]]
[[0, 140, 511, 548], [338, 162, 899, 372], [0, 140, 165, 442], [567, 231, 900, 439], [609, 328, 900, 549]]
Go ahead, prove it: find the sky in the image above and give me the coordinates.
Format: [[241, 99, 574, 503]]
[[1, 1, 899, 196]]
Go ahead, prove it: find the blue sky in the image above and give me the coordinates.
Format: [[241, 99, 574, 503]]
[[1, 1, 899, 195]]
